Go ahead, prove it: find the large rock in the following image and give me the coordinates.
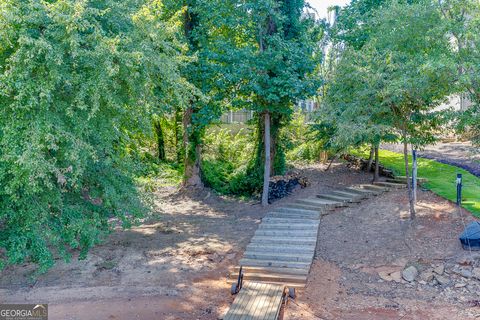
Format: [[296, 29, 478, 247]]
[[420, 271, 434, 282], [433, 264, 445, 275], [402, 266, 418, 282], [435, 275, 451, 286]]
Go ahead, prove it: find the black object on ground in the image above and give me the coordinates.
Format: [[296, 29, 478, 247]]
[[459, 221, 480, 250]]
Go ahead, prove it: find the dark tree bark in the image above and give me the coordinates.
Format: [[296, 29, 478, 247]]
[[153, 118, 166, 161], [183, 106, 203, 188], [373, 146, 380, 182], [367, 145, 375, 172]]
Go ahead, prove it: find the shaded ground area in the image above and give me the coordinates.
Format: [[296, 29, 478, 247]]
[[3, 162, 479, 319], [1, 163, 371, 320], [383, 142, 480, 177], [286, 190, 480, 320]]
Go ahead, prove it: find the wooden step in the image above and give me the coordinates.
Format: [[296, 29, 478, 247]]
[[282, 203, 327, 212], [254, 229, 317, 237], [275, 207, 320, 215], [231, 265, 310, 276], [296, 198, 346, 208], [262, 217, 320, 224], [226, 272, 307, 286], [355, 184, 388, 193], [265, 212, 320, 220], [317, 194, 359, 203], [246, 244, 315, 254], [268, 209, 321, 218], [250, 236, 317, 246], [258, 223, 319, 230], [244, 251, 313, 262], [344, 187, 375, 195], [240, 258, 312, 269], [390, 176, 427, 184], [331, 190, 368, 200], [373, 181, 406, 189]]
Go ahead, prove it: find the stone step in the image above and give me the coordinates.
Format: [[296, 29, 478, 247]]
[[317, 194, 359, 203], [240, 258, 312, 270], [331, 190, 368, 200], [254, 229, 317, 237], [246, 243, 316, 254], [244, 251, 313, 263], [258, 223, 319, 230], [250, 236, 317, 246], [373, 181, 406, 189]]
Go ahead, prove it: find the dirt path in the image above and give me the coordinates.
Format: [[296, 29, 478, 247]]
[[285, 189, 480, 320], [1, 163, 372, 320], [2, 163, 479, 319], [383, 142, 480, 177]]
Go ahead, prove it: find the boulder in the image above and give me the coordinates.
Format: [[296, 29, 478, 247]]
[[402, 266, 418, 282]]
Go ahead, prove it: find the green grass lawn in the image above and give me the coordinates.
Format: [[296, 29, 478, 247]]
[[352, 149, 480, 217]]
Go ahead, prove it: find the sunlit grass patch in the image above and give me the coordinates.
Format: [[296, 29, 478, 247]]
[[352, 148, 480, 217]]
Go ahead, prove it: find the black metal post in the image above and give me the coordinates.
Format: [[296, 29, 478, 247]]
[[456, 173, 463, 206]]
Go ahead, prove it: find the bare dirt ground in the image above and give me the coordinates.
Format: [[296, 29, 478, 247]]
[[2, 162, 479, 319]]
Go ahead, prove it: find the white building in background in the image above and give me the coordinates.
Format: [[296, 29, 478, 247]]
[[436, 94, 473, 112]]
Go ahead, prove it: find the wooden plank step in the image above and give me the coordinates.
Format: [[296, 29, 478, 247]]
[[226, 275, 307, 287], [282, 203, 326, 212], [231, 265, 310, 276], [250, 236, 317, 246], [264, 212, 320, 220], [317, 194, 358, 203], [262, 217, 320, 224], [373, 181, 407, 189], [355, 184, 389, 193], [240, 258, 312, 269], [269, 209, 321, 218], [246, 244, 315, 254], [275, 207, 320, 215], [296, 198, 346, 208], [223, 282, 285, 320], [244, 251, 313, 262], [331, 190, 368, 200], [258, 223, 319, 230], [254, 229, 317, 237], [390, 176, 427, 184], [344, 187, 375, 195]]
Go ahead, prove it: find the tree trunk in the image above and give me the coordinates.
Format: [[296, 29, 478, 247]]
[[262, 111, 271, 206], [373, 146, 380, 182], [153, 118, 166, 162], [174, 108, 182, 163], [403, 129, 415, 219], [183, 106, 203, 188], [412, 148, 417, 204], [367, 145, 375, 172]]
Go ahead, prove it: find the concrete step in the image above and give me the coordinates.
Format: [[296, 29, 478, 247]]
[[373, 181, 406, 189], [317, 194, 359, 203], [244, 251, 313, 263], [246, 243, 316, 254], [239, 258, 312, 269], [258, 223, 319, 230], [250, 236, 317, 246], [331, 190, 368, 200], [231, 265, 310, 276], [254, 229, 317, 237]]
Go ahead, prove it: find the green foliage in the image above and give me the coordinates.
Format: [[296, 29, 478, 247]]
[[353, 149, 480, 216], [284, 111, 324, 163], [201, 126, 257, 196], [0, 0, 188, 272]]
